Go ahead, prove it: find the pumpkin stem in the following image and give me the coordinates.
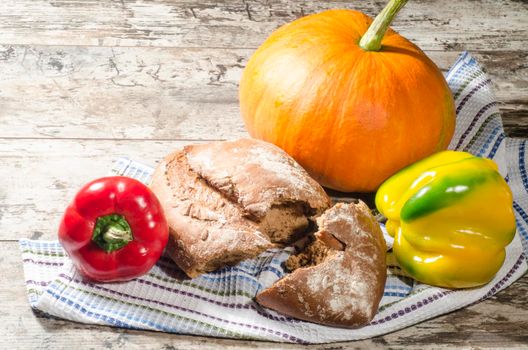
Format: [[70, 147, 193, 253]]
[[359, 0, 409, 51]]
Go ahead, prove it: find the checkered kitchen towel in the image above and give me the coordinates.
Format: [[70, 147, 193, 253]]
[[20, 53, 528, 344]]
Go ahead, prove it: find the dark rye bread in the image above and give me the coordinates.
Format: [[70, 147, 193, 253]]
[[149, 138, 331, 278], [256, 202, 387, 328]]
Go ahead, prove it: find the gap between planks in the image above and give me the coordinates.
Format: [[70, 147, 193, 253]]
[[0, 136, 227, 142], [0, 43, 523, 52]]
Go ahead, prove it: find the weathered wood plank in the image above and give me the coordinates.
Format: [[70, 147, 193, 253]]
[[1, 45, 527, 140], [502, 105, 528, 138], [0, 139, 200, 241], [3, 135, 528, 241], [0, 45, 249, 140], [0, 0, 526, 51], [2, 241, 527, 348]]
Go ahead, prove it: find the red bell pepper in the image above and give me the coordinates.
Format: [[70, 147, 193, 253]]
[[58, 176, 169, 282]]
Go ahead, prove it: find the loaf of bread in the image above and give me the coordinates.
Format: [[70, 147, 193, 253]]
[[149, 138, 331, 278], [150, 138, 386, 328], [256, 201, 387, 328]]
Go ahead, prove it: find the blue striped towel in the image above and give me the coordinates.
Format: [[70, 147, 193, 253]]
[[20, 53, 528, 344]]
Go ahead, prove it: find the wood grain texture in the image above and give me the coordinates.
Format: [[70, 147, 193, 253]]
[[1, 45, 527, 139], [0, 0, 527, 51], [3, 241, 527, 349], [0, 139, 197, 241]]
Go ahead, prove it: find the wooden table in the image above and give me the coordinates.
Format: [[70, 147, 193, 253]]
[[1, 0, 527, 348]]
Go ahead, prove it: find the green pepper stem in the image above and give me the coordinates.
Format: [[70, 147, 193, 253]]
[[92, 214, 133, 252], [359, 0, 409, 51]]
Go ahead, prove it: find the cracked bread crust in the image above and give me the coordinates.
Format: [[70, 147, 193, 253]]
[[185, 138, 331, 219], [150, 150, 272, 278], [255, 202, 387, 328], [149, 138, 332, 278]]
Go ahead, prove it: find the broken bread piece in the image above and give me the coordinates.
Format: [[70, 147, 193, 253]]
[[149, 138, 331, 278], [256, 201, 387, 328]]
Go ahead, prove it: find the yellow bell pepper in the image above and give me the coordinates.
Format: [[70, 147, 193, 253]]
[[375, 150, 516, 288]]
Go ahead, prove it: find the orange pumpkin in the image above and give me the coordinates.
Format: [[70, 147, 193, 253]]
[[239, 0, 455, 192]]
